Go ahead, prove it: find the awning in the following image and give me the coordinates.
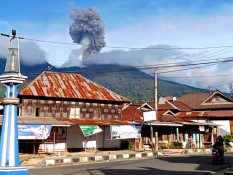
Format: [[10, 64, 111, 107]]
[[177, 121, 219, 126], [57, 118, 139, 126], [0, 116, 71, 126], [144, 121, 183, 127]]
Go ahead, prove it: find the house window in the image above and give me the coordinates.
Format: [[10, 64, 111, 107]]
[[69, 108, 80, 119], [35, 107, 40, 117]]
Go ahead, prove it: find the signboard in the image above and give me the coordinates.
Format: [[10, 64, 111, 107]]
[[143, 111, 156, 122], [110, 125, 141, 140], [79, 125, 103, 137], [46, 126, 66, 142], [18, 124, 52, 140]]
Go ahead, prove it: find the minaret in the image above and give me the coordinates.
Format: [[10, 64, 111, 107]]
[[0, 30, 28, 174]]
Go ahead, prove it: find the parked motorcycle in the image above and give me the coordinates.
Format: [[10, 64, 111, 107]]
[[212, 146, 224, 165]]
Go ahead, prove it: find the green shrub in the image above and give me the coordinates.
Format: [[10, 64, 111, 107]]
[[167, 140, 183, 149], [223, 135, 233, 142], [120, 140, 135, 150]]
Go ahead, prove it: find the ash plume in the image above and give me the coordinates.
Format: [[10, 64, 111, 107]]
[[69, 8, 106, 65]]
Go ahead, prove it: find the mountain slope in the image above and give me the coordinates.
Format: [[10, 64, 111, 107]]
[[0, 59, 209, 102]]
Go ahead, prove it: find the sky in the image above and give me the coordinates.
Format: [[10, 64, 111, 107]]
[[1, 0, 233, 93]]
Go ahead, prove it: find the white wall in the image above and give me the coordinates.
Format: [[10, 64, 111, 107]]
[[189, 118, 231, 136], [67, 125, 121, 149], [39, 143, 66, 153], [191, 119, 208, 123], [101, 127, 121, 149], [67, 125, 84, 148], [210, 120, 231, 136]]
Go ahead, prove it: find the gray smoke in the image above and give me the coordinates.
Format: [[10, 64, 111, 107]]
[[69, 8, 106, 65]]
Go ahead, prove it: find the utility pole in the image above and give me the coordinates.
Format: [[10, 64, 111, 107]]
[[229, 84, 233, 99], [154, 68, 158, 150]]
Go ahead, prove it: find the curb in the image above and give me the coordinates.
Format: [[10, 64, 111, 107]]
[[42, 152, 158, 167]]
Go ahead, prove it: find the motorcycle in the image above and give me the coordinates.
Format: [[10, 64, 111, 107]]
[[212, 146, 224, 165]]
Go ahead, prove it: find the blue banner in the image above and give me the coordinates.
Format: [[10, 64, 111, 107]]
[[18, 124, 52, 140]]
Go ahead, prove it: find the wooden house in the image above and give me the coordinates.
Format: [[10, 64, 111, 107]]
[[122, 97, 216, 149], [178, 90, 233, 142], [15, 71, 132, 153]]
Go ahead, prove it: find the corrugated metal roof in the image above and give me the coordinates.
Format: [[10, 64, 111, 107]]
[[0, 116, 72, 125], [178, 93, 211, 109], [169, 101, 192, 111], [159, 115, 186, 122], [122, 103, 190, 123], [148, 101, 176, 110], [178, 91, 233, 110], [57, 118, 138, 126], [208, 110, 233, 117], [0, 116, 137, 126], [19, 71, 130, 102], [179, 110, 233, 118], [121, 105, 143, 122], [178, 111, 209, 118]]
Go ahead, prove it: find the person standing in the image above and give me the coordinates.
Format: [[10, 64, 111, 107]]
[[188, 135, 195, 149]]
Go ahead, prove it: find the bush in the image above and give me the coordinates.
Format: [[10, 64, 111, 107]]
[[167, 140, 183, 149], [158, 143, 168, 150], [120, 140, 134, 150], [223, 135, 233, 142]]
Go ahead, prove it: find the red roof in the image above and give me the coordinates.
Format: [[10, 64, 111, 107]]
[[121, 105, 143, 122], [208, 110, 233, 117], [19, 71, 130, 102], [178, 111, 209, 118], [122, 103, 187, 123]]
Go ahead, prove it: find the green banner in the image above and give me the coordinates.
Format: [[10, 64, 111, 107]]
[[79, 125, 103, 137]]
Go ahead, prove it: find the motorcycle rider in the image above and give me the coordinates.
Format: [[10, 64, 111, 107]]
[[212, 135, 224, 161]]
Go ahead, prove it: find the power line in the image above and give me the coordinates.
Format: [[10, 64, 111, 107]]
[[23, 58, 233, 78], [161, 73, 233, 79], [24, 56, 233, 76], [12, 36, 233, 50]]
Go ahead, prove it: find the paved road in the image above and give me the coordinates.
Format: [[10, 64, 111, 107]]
[[29, 154, 232, 175]]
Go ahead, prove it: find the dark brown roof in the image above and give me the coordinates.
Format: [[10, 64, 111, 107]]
[[158, 115, 186, 122], [169, 101, 192, 111], [177, 93, 211, 109], [148, 101, 176, 110], [19, 71, 130, 103], [178, 91, 233, 110]]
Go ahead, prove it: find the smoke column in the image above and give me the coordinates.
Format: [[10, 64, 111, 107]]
[[69, 8, 106, 65]]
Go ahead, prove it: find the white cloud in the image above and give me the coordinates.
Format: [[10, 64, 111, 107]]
[[0, 36, 47, 66], [2, 7, 233, 93]]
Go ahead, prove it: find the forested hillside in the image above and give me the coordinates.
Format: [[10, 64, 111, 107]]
[[0, 59, 209, 102]]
